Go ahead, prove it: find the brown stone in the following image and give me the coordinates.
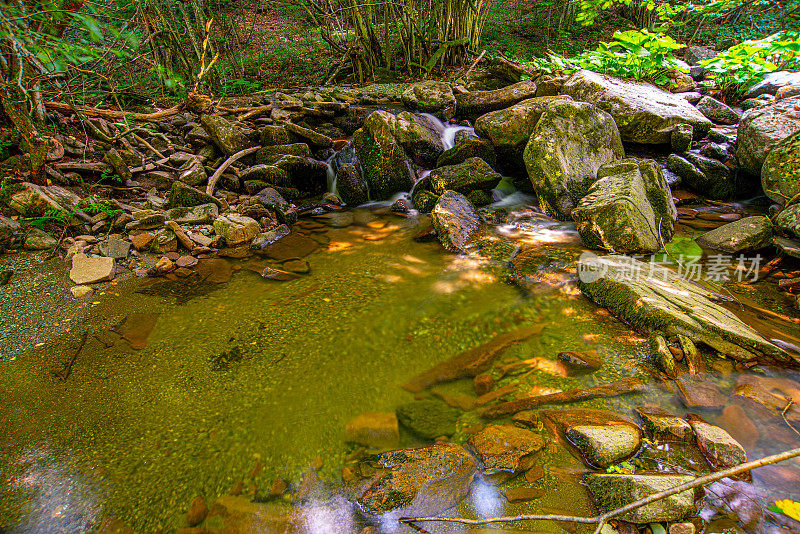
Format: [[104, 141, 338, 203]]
[[467, 424, 544, 476], [345, 412, 400, 449], [717, 404, 759, 450], [504, 486, 545, 503], [153, 256, 175, 274], [473, 374, 494, 396], [229, 480, 244, 496], [268, 478, 287, 498], [175, 255, 199, 268], [96, 517, 134, 534], [676, 374, 727, 410], [524, 465, 545, 483], [512, 410, 539, 429], [186, 496, 208, 527], [130, 233, 155, 251]]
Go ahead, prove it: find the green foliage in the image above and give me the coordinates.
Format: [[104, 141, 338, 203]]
[[700, 32, 800, 96], [21, 196, 121, 230], [576, 30, 685, 85], [24, 209, 70, 230], [221, 78, 263, 95], [606, 460, 635, 473], [527, 30, 685, 86]]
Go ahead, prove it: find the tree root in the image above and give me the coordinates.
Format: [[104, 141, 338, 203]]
[[205, 146, 260, 196], [400, 447, 800, 534]]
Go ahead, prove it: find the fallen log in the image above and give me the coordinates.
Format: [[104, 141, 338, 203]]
[[479, 377, 646, 419], [45, 101, 184, 122]]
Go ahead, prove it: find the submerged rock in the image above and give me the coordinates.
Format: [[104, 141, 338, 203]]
[[762, 129, 800, 204], [352, 442, 478, 517], [524, 100, 624, 219], [345, 412, 399, 449], [562, 70, 712, 144], [572, 158, 677, 253], [576, 255, 792, 363], [352, 110, 415, 200], [695, 216, 773, 253], [396, 399, 460, 438], [431, 191, 481, 253], [737, 96, 800, 177], [585, 474, 697, 523]]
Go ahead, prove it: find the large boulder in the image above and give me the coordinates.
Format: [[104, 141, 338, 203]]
[[169, 181, 225, 210], [5, 183, 81, 217], [737, 96, 800, 176], [401, 81, 456, 119], [200, 114, 254, 156], [585, 474, 697, 523], [436, 135, 496, 168], [695, 216, 773, 253], [572, 158, 677, 253], [352, 110, 415, 200], [213, 214, 260, 246], [774, 203, 800, 238], [431, 191, 481, 252], [474, 96, 571, 164], [454, 80, 539, 120], [523, 100, 624, 219], [335, 163, 369, 206], [762, 129, 800, 204], [385, 111, 445, 167], [428, 157, 501, 195], [744, 71, 800, 99], [352, 443, 478, 517], [562, 70, 712, 144]]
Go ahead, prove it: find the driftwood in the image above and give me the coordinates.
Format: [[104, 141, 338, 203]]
[[205, 146, 260, 196], [401, 446, 800, 534], [479, 377, 647, 419], [45, 101, 185, 122]]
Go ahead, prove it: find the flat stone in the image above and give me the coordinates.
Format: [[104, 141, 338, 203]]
[[695, 216, 773, 253], [504, 487, 545, 503], [99, 237, 130, 259], [635, 405, 693, 443], [345, 412, 400, 449], [70, 253, 115, 284], [565, 424, 641, 468], [467, 424, 545, 475], [689, 418, 747, 470], [130, 233, 155, 251], [396, 399, 460, 439]]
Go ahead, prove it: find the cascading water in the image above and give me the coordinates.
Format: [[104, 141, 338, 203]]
[[419, 113, 474, 150]]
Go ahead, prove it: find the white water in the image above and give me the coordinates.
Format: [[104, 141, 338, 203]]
[[419, 112, 474, 150]]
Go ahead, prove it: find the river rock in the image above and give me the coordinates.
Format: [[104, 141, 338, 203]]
[[5, 182, 80, 217], [352, 442, 478, 517], [671, 123, 694, 153], [737, 96, 800, 176], [200, 114, 254, 156], [576, 255, 792, 363], [23, 228, 57, 250], [636, 405, 694, 443], [774, 203, 800, 238], [777, 84, 800, 101], [345, 412, 400, 449], [386, 111, 445, 167], [239, 165, 291, 188], [572, 158, 676, 253], [585, 474, 697, 523], [396, 399, 460, 438], [689, 418, 747, 470], [744, 71, 800, 98], [260, 124, 292, 146], [431, 191, 481, 253], [165, 203, 218, 225], [467, 424, 545, 477], [255, 143, 312, 165], [436, 135, 496, 168], [99, 237, 130, 259], [213, 214, 260, 246], [696, 96, 739, 125], [695, 216, 773, 253], [685, 46, 717, 66], [250, 224, 290, 251], [762, 129, 800, 204], [178, 156, 207, 187], [271, 155, 328, 195], [667, 152, 744, 200], [352, 110, 415, 200], [562, 70, 712, 144], [474, 96, 571, 163], [70, 253, 115, 284], [455, 80, 539, 119], [523, 100, 624, 219], [283, 122, 333, 149], [253, 187, 297, 225], [169, 181, 225, 210], [401, 80, 456, 119], [566, 424, 641, 468], [428, 157, 501, 195], [334, 163, 368, 206], [0, 215, 21, 248]]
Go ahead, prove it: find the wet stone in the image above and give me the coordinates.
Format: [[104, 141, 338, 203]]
[[70, 253, 115, 285], [175, 255, 198, 269], [345, 412, 400, 449], [512, 410, 539, 429], [689, 418, 747, 470], [396, 399, 460, 439], [186, 496, 208, 527], [676, 374, 727, 410], [585, 474, 697, 523], [467, 424, 545, 476], [504, 486, 545, 503], [557, 350, 602, 374], [565, 424, 641, 468], [636, 405, 694, 443]]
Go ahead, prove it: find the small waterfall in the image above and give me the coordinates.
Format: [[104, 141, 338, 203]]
[[418, 113, 474, 150], [326, 157, 337, 195]]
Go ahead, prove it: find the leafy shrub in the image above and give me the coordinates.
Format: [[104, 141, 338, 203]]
[[527, 30, 686, 86], [700, 32, 800, 96]]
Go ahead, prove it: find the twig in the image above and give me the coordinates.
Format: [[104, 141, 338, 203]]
[[782, 400, 800, 437], [52, 329, 90, 381], [464, 49, 486, 78], [205, 146, 259, 196], [401, 446, 800, 534]]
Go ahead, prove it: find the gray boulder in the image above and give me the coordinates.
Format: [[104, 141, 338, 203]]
[[696, 96, 739, 125], [572, 158, 677, 253], [200, 114, 254, 156], [352, 110, 415, 200], [695, 216, 773, 253], [737, 96, 800, 176], [585, 474, 697, 523], [744, 71, 800, 98], [562, 70, 712, 144], [523, 100, 624, 219], [431, 191, 481, 252], [762, 129, 800, 204], [402, 81, 456, 119], [576, 255, 793, 363]]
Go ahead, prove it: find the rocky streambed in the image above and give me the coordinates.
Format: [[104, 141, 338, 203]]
[[1, 57, 800, 534]]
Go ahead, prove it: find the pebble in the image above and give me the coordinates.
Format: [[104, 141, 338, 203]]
[[70, 285, 93, 298]]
